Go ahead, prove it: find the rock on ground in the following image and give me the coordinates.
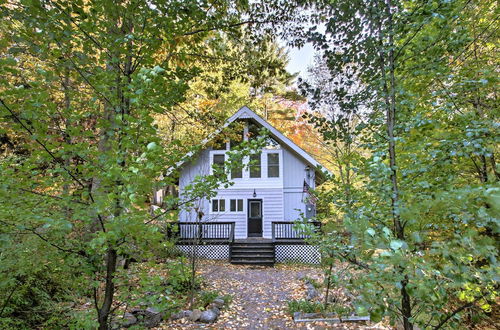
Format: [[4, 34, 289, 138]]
[[121, 312, 137, 328], [199, 309, 218, 323], [188, 309, 202, 322], [212, 298, 225, 308]]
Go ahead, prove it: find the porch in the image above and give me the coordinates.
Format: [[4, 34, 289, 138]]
[[168, 221, 322, 265], [170, 221, 321, 244]]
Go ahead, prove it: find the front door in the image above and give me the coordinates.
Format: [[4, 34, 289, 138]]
[[247, 199, 263, 237]]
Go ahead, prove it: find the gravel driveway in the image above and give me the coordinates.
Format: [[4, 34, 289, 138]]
[[165, 260, 377, 329]]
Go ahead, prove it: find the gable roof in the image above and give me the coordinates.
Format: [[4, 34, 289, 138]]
[[174, 106, 331, 180]]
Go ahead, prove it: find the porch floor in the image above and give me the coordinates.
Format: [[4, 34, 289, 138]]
[[234, 238, 273, 243]]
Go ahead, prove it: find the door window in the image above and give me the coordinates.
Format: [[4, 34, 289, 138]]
[[249, 201, 261, 218]]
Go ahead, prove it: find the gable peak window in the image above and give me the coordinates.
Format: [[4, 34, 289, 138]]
[[247, 122, 261, 140]]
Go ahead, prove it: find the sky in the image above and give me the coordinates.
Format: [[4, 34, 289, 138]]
[[286, 43, 316, 80]]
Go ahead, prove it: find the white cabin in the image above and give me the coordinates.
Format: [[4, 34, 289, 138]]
[[177, 106, 328, 241]]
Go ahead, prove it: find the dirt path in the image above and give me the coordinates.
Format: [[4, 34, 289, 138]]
[[165, 260, 371, 329]]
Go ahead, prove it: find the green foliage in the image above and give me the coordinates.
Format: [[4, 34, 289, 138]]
[[288, 299, 323, 314], [0, 236, 79, 329], [296, 0, 499, 328], [200, 291, 219, 308], [0, 0, 297, 328], [163, 258, 201, 294]]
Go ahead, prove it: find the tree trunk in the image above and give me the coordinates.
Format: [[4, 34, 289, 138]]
[[62, 67, 72, 220], [189, 209, 203, 309], [189, 242, 198, 310], [95, 3, 134, 327], [98, 248, 118, 330], [324, 261, 334, 309], [380, 0, 413, 328]]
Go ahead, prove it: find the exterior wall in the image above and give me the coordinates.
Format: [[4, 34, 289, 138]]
[[206, 188, 283, 239], [178, 125, 315, 238], [282, 147, 314, 221], [178, 149, 285, 239], [178, 149, 211, 222]]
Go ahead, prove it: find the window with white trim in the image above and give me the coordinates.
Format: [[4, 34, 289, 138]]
[[231, 158, 243, 179], [212, 154, 225, 177], [211, 199, 225, 212], [230, 199, 243, 212], [267, 153, 279, 177], [249, 153, 261, 178]]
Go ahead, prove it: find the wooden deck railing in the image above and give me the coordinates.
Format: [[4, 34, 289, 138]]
[[171, 222, 235, 243], [272, 221, 321, 242]]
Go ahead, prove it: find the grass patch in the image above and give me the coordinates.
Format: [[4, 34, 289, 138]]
[[287, 299, 352, 316], [288, 300, 323, 314]]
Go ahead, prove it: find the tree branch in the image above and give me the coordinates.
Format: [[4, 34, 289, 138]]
[[47, 0, 126, 76], [182, 20, 262, 36], [433, 300, 475, 329], [20, 188, 90, 206], [1, 98, 106, 232], [0, 218, 87, 257], [0, 285, 17, 317], [0, 99, 86, 189]]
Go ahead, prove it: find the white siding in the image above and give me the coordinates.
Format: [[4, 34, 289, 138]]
[[261, 188, 283, 238], [178, 131, 316, 238], [202, 188, 283, 239], [283, 147, 313, 189], [205, 189, 249, 239], [178, 149, 211, 222], [284, 188, 305, 221], [282, 147, 312, 221]]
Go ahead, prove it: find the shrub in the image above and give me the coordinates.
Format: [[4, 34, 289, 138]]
[[0, 258, 77, 329], [164, 258, 201, 293], [199, 291, 219, 308]]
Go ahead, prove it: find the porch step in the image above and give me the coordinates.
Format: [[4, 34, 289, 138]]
[[232, 243, 274, 249], [230, 249, 275, 254], [231, 253, 274, 258], [230, 241, 275, 266], [231, 258, 275, 265]]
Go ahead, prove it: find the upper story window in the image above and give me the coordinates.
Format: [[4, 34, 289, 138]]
[[247, 121, 280, 149], [231, 158, 243, 179], [212, 154, 225, 177], [267, 153, 279, 177], [249, 153, 261, 178]]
